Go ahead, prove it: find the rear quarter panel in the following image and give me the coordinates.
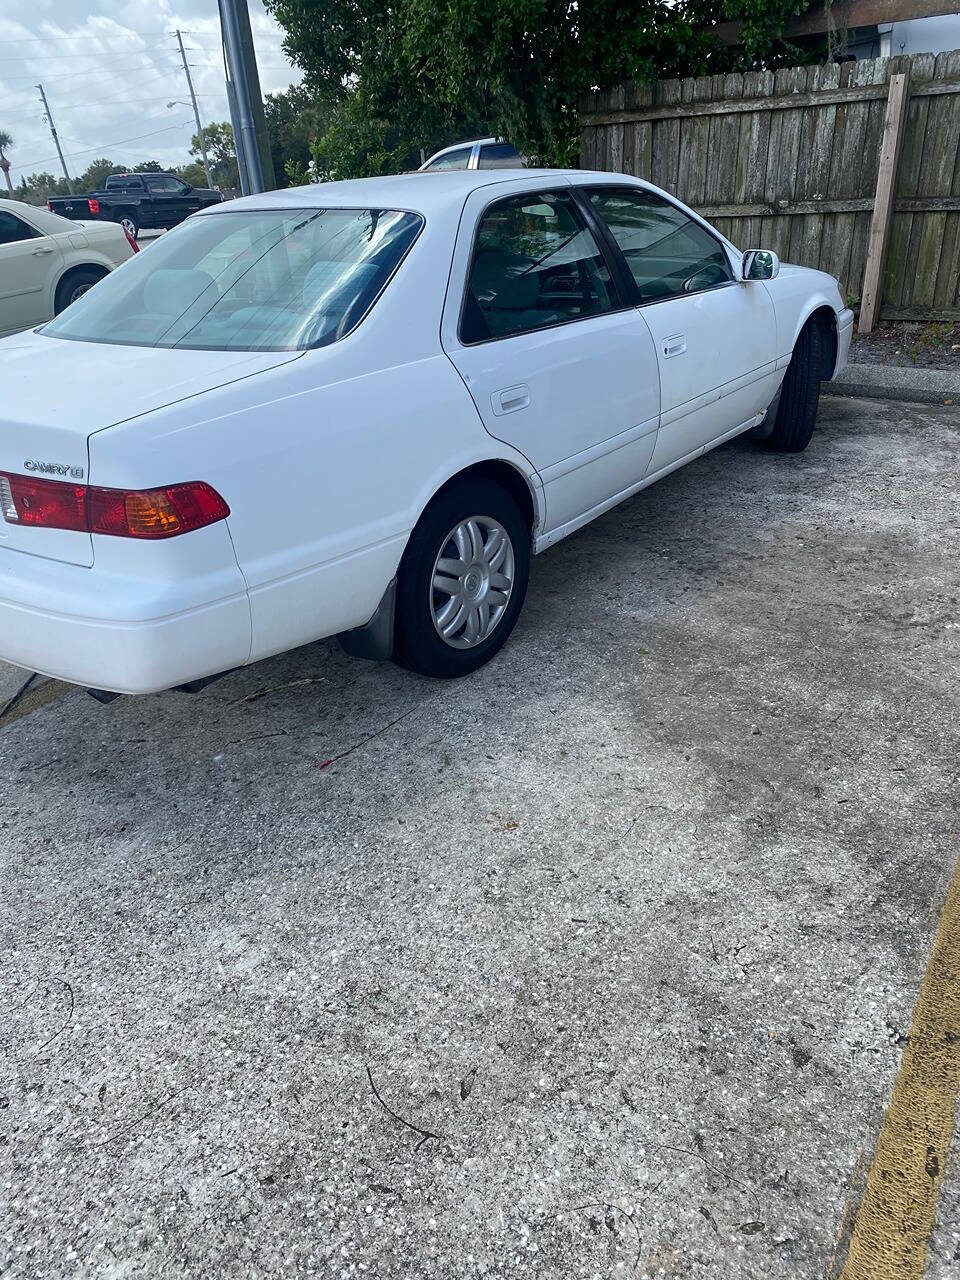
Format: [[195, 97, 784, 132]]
[[89, 279, 540, 663]]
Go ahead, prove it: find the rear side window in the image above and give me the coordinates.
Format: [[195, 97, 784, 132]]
[[106, 175, 142, 190], [0, 211, 38, 245], [477, 143, 521, 169], [424, 147, 473, 171], [461, 190, 617, 344], [146, 176, 187, 194], [43, 207, 423, 352], [586, 188, 732, 302]]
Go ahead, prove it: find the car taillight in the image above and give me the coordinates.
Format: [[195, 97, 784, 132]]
[[122, 225, 139, 253], [88, 198, 100, 215], [0, 473, 229, 539], [46, 201, 53, 212]]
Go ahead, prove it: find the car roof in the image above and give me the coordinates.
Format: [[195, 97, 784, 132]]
[[201, 169, 583, 218], [1, 198, 47, 217]]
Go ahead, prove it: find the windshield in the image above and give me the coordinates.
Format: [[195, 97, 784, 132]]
[[43, 207, 423, 352]]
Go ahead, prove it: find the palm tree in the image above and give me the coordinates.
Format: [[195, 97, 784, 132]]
[[0, 131, 13, 194]]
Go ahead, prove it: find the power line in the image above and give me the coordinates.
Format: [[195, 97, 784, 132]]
[[12, 119, 194, 173]]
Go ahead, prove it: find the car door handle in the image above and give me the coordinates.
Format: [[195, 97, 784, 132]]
[[492, 384, 530, 415], [31, 246, 56, 255], [662, 335, 686, 358]]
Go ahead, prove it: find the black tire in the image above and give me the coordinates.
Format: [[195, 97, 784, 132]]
[[115, 212, 139, 239], [764, 320, 824, 453], [54, 267, 106, 314], [394, 478, 530, 679]]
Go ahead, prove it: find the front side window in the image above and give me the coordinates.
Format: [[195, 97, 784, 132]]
[[461, 190, 617, 344], [0, 211, 38, 246], [43, 206, 422, 352], [424, 147, 473, 171], [587, 188, 732, 302]]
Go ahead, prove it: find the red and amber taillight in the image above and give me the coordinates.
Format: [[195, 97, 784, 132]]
[[0, 473, 229, 539]]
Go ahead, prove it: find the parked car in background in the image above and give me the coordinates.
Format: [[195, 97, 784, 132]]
[[419, 138, 524, 170], [48, 172, 222, 239], [0, 199, 137, 338], [0, 169, 851, 697]]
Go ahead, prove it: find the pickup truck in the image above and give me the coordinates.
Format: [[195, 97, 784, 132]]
[[48, 172, 222, 239]]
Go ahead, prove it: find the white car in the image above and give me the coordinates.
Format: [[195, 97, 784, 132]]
[[420, 138, 523, 171], [0, 199, 137, 338], [0, 169, 852, 697]]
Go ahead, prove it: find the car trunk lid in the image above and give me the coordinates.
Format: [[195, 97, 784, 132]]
[[0, 331, 300, 567]]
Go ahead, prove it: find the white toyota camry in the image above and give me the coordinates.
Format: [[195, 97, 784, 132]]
[[0, 169, 852, 696]]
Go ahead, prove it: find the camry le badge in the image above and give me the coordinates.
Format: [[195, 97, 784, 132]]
[[23, 460, 84, 479]]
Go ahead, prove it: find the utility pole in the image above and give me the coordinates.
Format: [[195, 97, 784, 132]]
[[218, 0, 275, 194], [36, 83, 72, 194], [174, 30, 215, 190]]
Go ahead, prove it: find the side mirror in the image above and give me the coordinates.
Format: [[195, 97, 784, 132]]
[[742, 249, 780, 281]]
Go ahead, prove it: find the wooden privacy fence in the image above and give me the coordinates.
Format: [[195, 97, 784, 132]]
[[580, 51, 960, 327]]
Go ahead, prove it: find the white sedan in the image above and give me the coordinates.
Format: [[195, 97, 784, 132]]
[[0, 170, 852, 696], [0, 199, 137, 338]]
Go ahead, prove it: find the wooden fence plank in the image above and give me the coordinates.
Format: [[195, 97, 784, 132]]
[[579, 79, 960, 126], [584, 50, 960, 318], [860, 71, 911, 332]]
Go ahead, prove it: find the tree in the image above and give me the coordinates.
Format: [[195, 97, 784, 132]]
[[264, 84, 331, 187], [191, 122, 239, 189], [133, 159, 165, 173], [15, 171, 68, 205], [0, 131, 13, 194], [266, 0, 819, 172], [174, 162, 209, 188], [74, 158, 126, 192]]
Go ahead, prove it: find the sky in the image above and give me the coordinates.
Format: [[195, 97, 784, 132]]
[[0, 1, 303, 185]]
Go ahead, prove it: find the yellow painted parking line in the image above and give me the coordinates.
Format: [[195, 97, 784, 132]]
[[0, 677, 73, 727], [840, 852, 960, 1280]]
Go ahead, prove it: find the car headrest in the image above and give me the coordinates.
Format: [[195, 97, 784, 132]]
[[143, 268, 216, 317]]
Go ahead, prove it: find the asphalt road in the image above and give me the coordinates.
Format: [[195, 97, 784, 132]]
[[1, 395, 958, 1279]]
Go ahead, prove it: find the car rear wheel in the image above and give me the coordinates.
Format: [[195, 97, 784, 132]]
[[394, 479, 530, 678], [763, 320, 824, 453], [116, 213, 139, 239], [54, 267, 106, 314]]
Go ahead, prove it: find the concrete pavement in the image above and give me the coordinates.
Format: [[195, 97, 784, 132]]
[[1, 395, 958, 1279]]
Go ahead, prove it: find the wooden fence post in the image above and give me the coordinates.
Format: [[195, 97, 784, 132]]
[[859, 71, 911, 334]]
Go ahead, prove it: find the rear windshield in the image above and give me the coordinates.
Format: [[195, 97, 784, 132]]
[[43, 207, 423, 352]]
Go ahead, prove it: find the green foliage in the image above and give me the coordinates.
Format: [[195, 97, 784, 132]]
[[13, 156, 191, 205], [266, 0, 819, 174], [175, 162, 209, 189], [77, 157, 127, 192], [264, 84, 332, 187], [191, 122, 240, 189]]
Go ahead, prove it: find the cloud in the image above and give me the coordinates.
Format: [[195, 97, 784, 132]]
[[0, 1, 301, 183]]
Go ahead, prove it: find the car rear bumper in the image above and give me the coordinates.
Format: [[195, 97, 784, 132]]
[[0, 533, 251, 696]]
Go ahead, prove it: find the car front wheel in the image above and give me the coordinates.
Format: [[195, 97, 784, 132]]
[[763, 320, 824, 453], [394, 478, 530, 678]]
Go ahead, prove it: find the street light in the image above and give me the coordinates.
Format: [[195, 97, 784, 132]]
[[166, 100, 214, 190]]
